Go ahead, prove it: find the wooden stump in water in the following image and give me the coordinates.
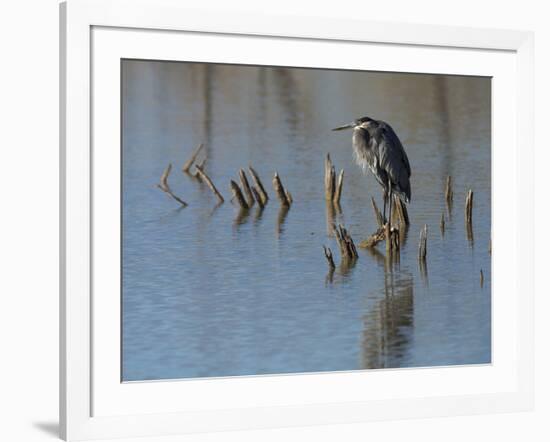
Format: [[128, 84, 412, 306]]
[[358, 227, 385, 249], [248, 165, 269, 206], [192, 157, 207, 181], [325, 153, 344, 205], [333, 169, 344, 205], [182, 143, 204, 173], [465, 189, 474, 242], [323, 245, 336, 269], [334, 223, 358, 262], [251, 187, 265, 210], [194, 164, 224, 203], [324, 153, 336, 202], [465, 189, 474, 224], [229, 180, 249, 210], [238, 168, 255, 207], [157, 163, 188, 207], [272, 172, 291, 207]]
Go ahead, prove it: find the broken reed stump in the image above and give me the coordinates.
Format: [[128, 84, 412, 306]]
[[358, 198, 389, 249], [251, 187, 265, 210], [229, 180, 249, 210], [324, 153, 344, 205], [418, 224, 428, 262], [157, 163, 188, 207], [333, 169, 344, 205], [324, 154, 335, 202], [465, 189, 474, 242], [440, 212, 445, 235], [194, 164, 224, 203], [334, 223, 358, 262], [465, 189, 474, 224], [272, 172, 291, 207], [182, 143, 204, 173], [238, 168, 255, 207], [480, 269, 484, 287], [248, 166, 269, 206], [445, 175, 454, 203], [359, 227, 385, 249], [192, 157, 207, 180], [323, 245, 336, 269]]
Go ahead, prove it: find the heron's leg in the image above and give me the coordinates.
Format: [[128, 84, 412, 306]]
[[382, 189, 388, 224], [387, 181, 393, 229]]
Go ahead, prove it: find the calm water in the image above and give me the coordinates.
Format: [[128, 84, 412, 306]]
[[121, 60, 491, 381]]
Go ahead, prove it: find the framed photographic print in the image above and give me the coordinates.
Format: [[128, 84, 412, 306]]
[[60, 0, 534, 440]]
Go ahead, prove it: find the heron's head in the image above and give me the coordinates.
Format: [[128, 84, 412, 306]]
[[332, 116, 374, 132]]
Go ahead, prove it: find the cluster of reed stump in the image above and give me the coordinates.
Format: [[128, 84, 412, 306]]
[[158, 144, 482, 285], [157, 143, 293, 213]]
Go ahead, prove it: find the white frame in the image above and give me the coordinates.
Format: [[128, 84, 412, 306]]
[[60, 0, 534, 440]]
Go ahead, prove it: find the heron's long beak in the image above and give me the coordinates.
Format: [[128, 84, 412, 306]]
[[331, 123, 355, 131]]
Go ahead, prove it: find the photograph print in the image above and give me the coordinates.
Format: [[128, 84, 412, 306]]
[[121, 60, 491, 382]]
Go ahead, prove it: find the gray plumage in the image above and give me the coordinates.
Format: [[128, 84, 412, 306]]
[[333, 116, 411, 204]]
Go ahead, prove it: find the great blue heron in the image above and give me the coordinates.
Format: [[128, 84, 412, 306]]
[[332, 116, 411, 225]]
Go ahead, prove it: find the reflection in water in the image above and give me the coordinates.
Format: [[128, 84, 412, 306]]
[[419, 259, 429, 286], [233, 207, 250, 227], [276, 205, 290, 237], [253, 206, 265, 224], [361, 271, 414, 369], [466, 219, 474, 245]]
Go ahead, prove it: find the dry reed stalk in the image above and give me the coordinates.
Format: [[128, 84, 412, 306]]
[[238, 168, 255, 207], [371, 197, 384, 229], [324, 154, 336, 201], [333, 169, 344, 205], [157, 163, 188, 207], [418, 224, 428, 261], [182, 143, 204, 173], [229, 180, 249, 210], [272, 172, 291, 207], [248, 166, 269, 205], [194, 164, 224, 203], [358, 227, 385, 249], [334, 224, 358, 261], [323, 246, 336, 269], [440, 212, 445, 234], [480, 269, 484, 287], [445, 175, 454, 203], [192, 157, 207, 180], [465, 189, 474, 224], [251, 187, 265, 209]]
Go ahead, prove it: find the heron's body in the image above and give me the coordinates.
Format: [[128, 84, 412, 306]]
[[352, 119, 411, 203], [333, 116, 411, 222]]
